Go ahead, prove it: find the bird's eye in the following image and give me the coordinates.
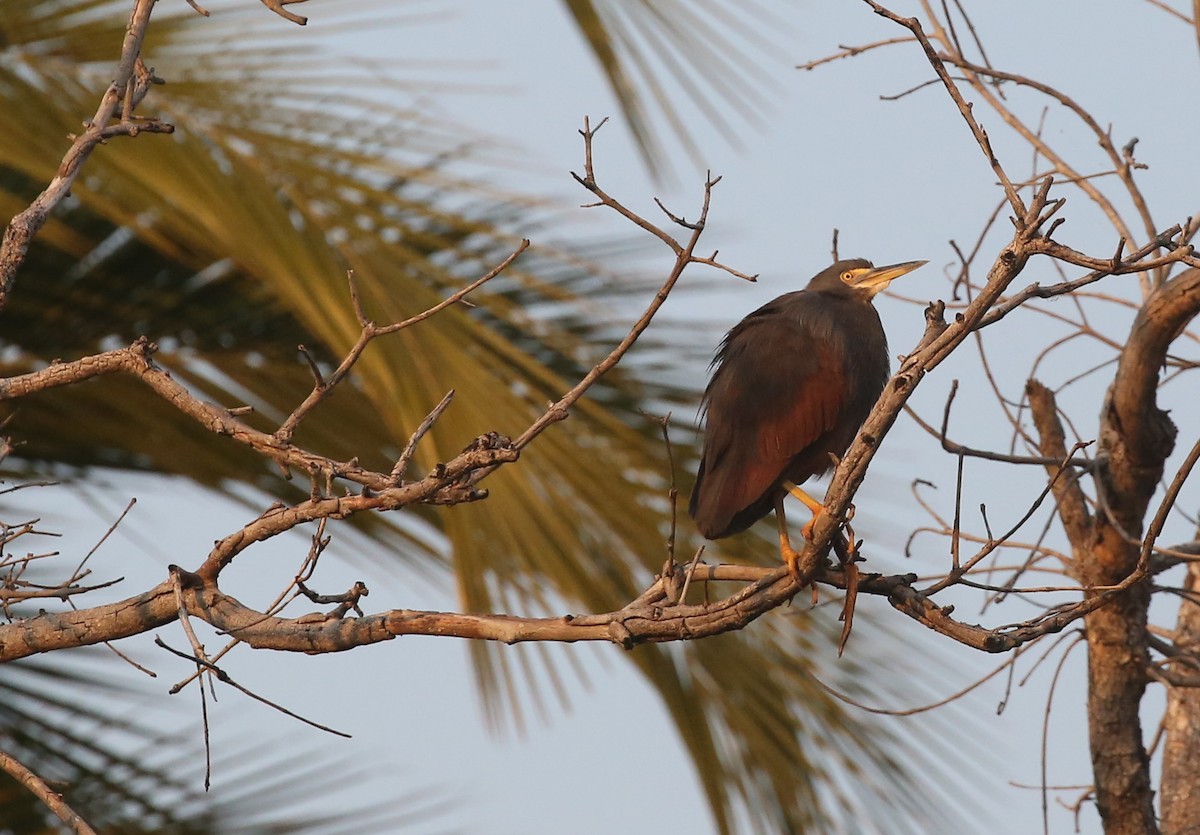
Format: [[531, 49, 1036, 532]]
[[840, 271, 854, 283]]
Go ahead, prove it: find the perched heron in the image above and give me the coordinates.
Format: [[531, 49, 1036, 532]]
[[689, 258, 927, 579]]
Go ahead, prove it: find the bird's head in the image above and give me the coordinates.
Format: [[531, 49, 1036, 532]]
[[807, 258, 928, 300]]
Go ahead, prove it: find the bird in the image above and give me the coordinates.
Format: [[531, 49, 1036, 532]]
[[689, 258, 926, 580]]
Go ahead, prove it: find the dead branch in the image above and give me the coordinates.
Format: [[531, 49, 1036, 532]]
[[1026, 380, 1092, 549], [509, 119, 753, 453], [258, 0, 309, 25], [0, 750, 97, 835], [797, 37, 916, 71], [0, 0, 171, 312], [274, 239, 528, 444], [863, 1, 1026, 219]]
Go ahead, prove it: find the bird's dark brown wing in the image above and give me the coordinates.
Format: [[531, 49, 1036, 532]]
[[689, 296, 846, 539]]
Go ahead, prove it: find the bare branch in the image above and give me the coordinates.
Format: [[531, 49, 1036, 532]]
[[509, 130, 750, 454], [863, 1, 1026, 219], [391, 390, 456, 483], [0, 0, 172, 311], [0, 750, 97, 835], [258, 0, 309, 25], [797, 37, 916, 71], [1026, 380, 1092, 550], [274, 240, 529, 444]]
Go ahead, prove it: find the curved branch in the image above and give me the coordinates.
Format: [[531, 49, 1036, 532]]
[[0, 750, 97, 835], [258, 0, 309, 25], [1084, 266, 1200, 834], [1102, 267, 1200, 532]]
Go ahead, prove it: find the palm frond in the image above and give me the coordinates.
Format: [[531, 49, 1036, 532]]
[[0, 655, 459, 834], [560, 0, 788, 177]]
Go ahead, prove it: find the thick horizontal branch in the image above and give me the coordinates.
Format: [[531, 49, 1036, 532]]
[[3, 552, 1148, 663], [0, 565, 799, 661], [0, 580, 178, 660]]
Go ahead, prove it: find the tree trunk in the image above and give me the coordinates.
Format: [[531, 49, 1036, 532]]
[[1084, 270, 1200, 832], [1084, 576, 1156, 834], [1028, 378, 1159, 833], [1161, 559, 1200, 835]]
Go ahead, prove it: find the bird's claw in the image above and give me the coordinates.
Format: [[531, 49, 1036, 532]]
[[837, 558, 860, 656], [783, 544, 802, 582], [801, 507, 823, 541]]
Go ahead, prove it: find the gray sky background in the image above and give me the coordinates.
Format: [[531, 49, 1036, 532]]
[[10, 1, 1200, 833]]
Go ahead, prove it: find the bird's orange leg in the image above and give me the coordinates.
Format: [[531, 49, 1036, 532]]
[[785, 482, 826, 540], [778, 484, 859, 586], [774, 494, 802, 582]]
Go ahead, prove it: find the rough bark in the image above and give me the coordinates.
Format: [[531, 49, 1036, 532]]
[[1085, 268, 1200, 834], [1161, 559, 1200, 835], [1083, 583, 1156, 834], [1028, 377, 1156, 833]]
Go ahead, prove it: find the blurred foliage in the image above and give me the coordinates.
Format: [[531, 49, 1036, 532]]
[[0, 2, 968, 833], [561, 0, 783, 177], [0, 654, 461, 834]]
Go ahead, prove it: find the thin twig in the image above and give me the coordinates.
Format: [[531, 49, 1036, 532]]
[[156, 635, 350, 737], [863, 0, 1026, 218], [391, 390, 455, 483], [70, 498, 135, 582]]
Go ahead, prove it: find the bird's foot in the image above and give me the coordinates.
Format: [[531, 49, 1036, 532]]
[[837, 557, 860, 656], [800, 506, 824, 541], [782, 543, 802, 583], [833, 508, 863, 655], [843, 502, 857, 548]]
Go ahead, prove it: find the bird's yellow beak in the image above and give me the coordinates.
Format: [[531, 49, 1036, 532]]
[[850, 260, 928, 295]]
